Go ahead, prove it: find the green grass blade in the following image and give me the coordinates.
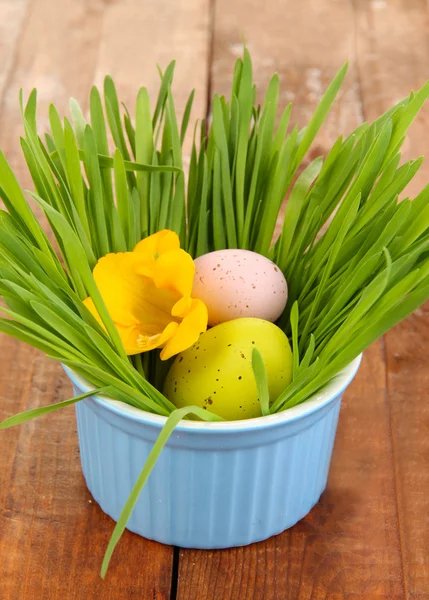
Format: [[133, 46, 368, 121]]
[[276, 157, 323, 267], [113, 149, 133, 249], [83, 125, 110, 256], [101, 405, 223, 578], [386, 80, 429, 163], [180, 89, 195, 145], [135, 87, 154, 235], [299, 192, 361, 349], [123, 104, 136, 158], [299, 334, 316, 372], [69, 97, 87, 147], [234, 48, 254, 240], [292, 63, 348, 170], [0, 151, 52, 254], [103, 76, 131, 160], [212, 150, 227, 249], [63, 118, 91, 240], [290, 301, 300, 378], [0, 387, 109, 429], [212, 95, 237, 246], [153, 60, 176, 128], [252, 348, 270, 416]]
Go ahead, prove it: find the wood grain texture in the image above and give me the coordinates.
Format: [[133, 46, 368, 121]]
[[0, 0, 106, 232], [354, 3, 429, 597], [0, 0, 29, 99], [0, 0, 429, 598], [0, 0, 105, 181], [384, 310, 429, 600], [209, 0, 363, 152], [0, 0, 211, 596], [93, 0, 211, 154], [353, 0, 429, 197], [0, 349, 173, 599], [175, 0, 429, 598]]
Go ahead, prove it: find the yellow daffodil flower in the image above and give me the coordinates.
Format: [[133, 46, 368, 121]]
[[84, 230, 208, 360]]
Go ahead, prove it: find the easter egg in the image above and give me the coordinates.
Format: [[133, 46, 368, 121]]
[[192, 249, 288, 326], [163, 318, 293, 420]]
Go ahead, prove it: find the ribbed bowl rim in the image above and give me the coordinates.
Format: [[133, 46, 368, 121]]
[[64, 354, 361, 434]]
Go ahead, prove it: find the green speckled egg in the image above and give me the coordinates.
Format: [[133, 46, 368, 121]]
[[163, 318, 293, 420]]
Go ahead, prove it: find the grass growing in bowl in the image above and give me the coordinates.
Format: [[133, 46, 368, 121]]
[[1, 50, 429, 576]]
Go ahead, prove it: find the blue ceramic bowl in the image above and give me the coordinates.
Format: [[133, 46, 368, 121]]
[[65, 355, 361, 549]]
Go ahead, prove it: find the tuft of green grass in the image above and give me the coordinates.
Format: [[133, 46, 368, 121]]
[[1, 51, 429, 575]]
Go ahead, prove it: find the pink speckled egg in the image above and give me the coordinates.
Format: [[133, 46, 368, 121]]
[[192, 249, 288, 326]]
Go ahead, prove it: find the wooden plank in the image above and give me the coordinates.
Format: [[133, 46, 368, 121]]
[[384, 312, 429, 600], [0, 0, 104, 182], [354, 3, 429, 598], [209, 0, 363, 150], [176, 0, 408, 598], [0, 0, 210, 596], [353, 0, 429, 197], [0, 0, 29, 100], [0, 0, 106, 231], [93, 0, 211, 154], [0, 349, 173, 599]]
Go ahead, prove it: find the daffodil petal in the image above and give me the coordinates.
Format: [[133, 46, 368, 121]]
[[90, 253, 144, 326], [133, 230, 180, 258], [160, 299, 208, 360], [133, 230, 181, 279], [171, 296, 193, 318], [151, 249, 195, 298], [90, 252, 179, 330], [81, 306, 144, 356]]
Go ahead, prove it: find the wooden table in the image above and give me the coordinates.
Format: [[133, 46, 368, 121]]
[[1, 1, 429, 598]]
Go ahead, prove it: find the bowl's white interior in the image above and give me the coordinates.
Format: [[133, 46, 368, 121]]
[[64, 354, 362, 433]]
